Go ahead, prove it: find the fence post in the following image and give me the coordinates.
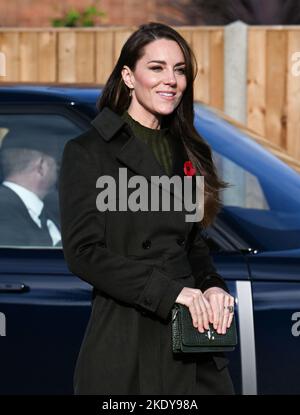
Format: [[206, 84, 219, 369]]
[[224, 20, 248, 124], [223, 21, 248, 207]]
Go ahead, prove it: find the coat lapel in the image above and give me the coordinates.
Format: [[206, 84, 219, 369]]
[[118, 127, 197, 205], [91, 106, 196, 205]]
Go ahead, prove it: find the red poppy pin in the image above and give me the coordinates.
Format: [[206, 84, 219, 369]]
[[183, 160, 196, 177]]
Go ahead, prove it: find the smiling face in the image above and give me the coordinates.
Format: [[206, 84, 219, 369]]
[[121, 38, 187, 128]]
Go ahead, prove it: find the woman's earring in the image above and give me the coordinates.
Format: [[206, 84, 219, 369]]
[[129, 88, 133, 97]]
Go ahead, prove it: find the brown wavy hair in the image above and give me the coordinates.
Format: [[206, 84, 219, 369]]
[[97, 22, 228, 227]]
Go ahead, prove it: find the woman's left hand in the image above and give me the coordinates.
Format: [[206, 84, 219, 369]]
[[203, 287, 235, 334]]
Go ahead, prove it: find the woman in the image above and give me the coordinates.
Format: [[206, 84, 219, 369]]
[[58, 22, 235, 395]]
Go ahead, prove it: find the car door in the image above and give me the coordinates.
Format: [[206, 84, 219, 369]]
[[0, 249, 92, 394], [196, 102, 300, 395], [249, 250, 300, 394], [207, 135, 300, 395], [0, 105, 93, 394]]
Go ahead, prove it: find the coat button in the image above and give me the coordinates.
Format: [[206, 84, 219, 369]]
[[142, 239, 151, 249], [176, 237, 185, 246]]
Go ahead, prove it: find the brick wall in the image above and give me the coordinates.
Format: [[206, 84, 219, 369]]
[[0, 0, 204, 27]]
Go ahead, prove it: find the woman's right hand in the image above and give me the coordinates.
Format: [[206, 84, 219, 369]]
[[175, 287, 213, 333]]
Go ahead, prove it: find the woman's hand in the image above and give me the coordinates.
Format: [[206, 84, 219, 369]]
[[175, 287, 214, 333], [203, 287, 235, 334]]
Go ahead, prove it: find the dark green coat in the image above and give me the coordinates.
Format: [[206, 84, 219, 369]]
[[58, 106, 234, 395]]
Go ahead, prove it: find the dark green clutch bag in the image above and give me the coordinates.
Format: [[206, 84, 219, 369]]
[[172, 304, 238, 353]]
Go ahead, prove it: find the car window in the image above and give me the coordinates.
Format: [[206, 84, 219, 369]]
[[213, 149, 300, 251], [213, 151, 269, 210], [0, 113, 84, 248]]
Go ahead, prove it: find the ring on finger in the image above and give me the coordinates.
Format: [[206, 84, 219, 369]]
[[224, 305, 234, 313]]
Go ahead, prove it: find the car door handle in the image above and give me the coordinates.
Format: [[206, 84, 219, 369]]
[[0, 283, 30, 293]]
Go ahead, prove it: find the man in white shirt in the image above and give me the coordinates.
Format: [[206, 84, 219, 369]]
[[0, 135, 62, 247]]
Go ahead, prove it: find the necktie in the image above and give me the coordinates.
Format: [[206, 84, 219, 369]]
[[38, 207, 53, 245]]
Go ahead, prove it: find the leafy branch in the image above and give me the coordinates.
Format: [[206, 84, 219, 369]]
[[51, 3, 106, 27]]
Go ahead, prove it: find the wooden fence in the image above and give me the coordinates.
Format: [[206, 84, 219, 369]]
[[0, 25, 300, 165]]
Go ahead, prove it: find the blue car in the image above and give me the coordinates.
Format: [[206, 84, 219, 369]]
[[0, 85, 300, 395]]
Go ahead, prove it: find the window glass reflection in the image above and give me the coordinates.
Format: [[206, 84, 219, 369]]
[[0, 114, 83, 248]]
